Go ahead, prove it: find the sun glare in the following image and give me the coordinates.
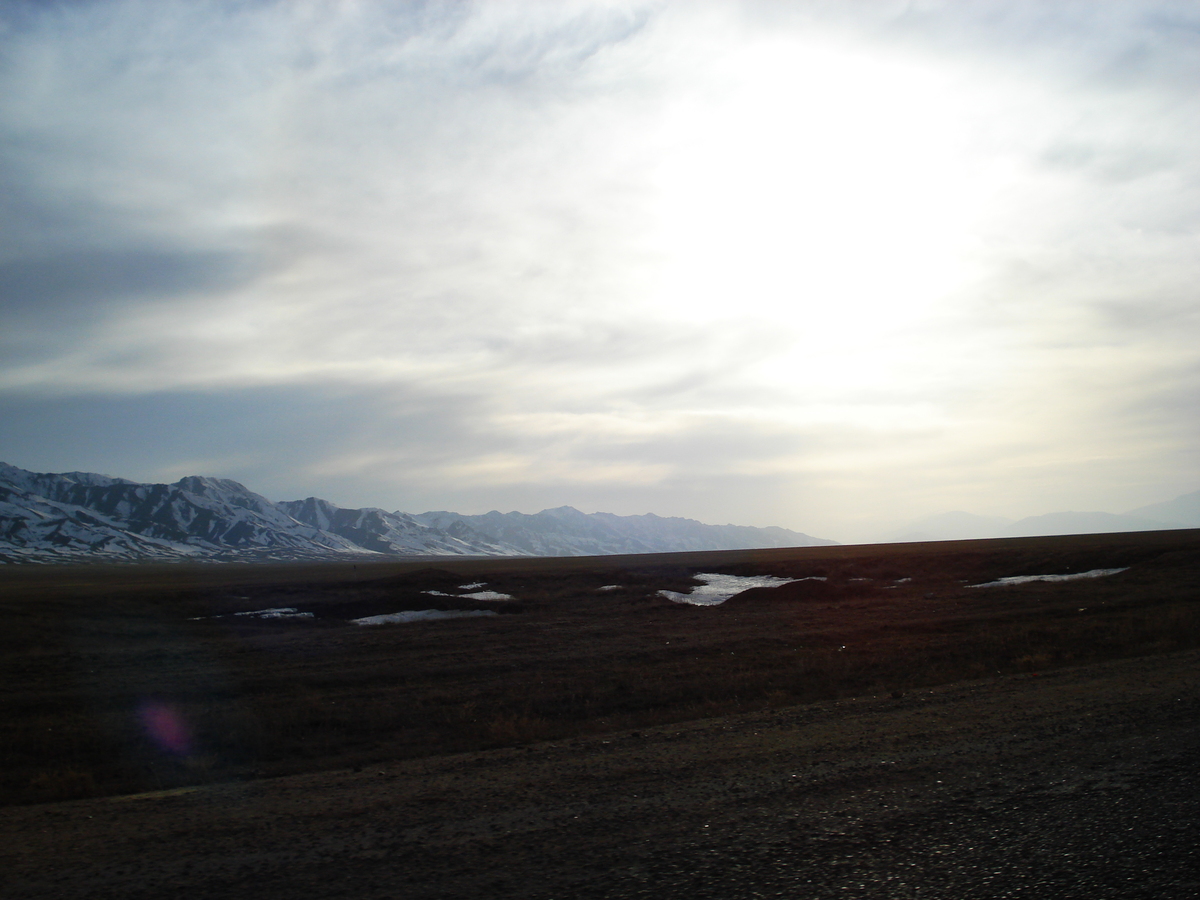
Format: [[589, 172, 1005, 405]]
[[647, 35, 999, 384]]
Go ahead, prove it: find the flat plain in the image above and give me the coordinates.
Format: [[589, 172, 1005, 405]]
[[2, 529, 1198, 897]]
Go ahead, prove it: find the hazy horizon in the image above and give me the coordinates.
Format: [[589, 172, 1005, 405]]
[[2, 1, 1197, 543]]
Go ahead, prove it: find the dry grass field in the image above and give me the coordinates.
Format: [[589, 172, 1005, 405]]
[[2, 529, 1198, 807]]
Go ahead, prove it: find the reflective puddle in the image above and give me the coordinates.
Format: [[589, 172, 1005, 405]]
[[658, 573, 809, 606]]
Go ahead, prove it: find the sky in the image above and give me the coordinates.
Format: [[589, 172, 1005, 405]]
[[1, 0, 1197, 543]]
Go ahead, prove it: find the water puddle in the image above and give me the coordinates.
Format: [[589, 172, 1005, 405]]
[[422, 583, 514, 600], [968, 567, 1128, 588], [351, 609, 499, 626], [190, 607, 314, 620], [658, 573, 813, 606]]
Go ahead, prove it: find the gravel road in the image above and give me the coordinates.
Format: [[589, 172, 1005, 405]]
[[4, 649, 1198, 899]]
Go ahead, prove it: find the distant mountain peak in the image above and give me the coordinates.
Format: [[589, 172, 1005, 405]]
[[174, 474, 251, 491], [0, 463, 835, 564]]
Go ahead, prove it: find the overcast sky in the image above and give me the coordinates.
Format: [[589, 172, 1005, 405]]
[[1, 0, 1197, 542]]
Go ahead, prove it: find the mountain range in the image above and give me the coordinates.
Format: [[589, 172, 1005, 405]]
[[886, 492, 1200, 543], [0, 462, 835, 564]]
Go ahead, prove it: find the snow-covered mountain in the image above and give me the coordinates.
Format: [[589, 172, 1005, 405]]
[[411, 505, 835, 557], [0, 464, 365, 563], [276, 497, 515, 557], [0, 463, 834, 564]]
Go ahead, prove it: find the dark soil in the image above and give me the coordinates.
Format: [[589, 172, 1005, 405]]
[[2, 530, 1198, 897], [3, 650, 1198, 898]]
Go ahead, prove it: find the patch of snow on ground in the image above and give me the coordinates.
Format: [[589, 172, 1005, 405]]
[[658, 573, 801, 606], [968, 568, 1129, 588], [459, 591, 514, 601], [422, 590, 454, 596], [351, 609, 499, 626], [458, 582, 486, 590], [190, 608, 314, 620], [597, 584, 622, 591]]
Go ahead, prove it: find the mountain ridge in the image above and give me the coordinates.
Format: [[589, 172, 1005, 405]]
[[0, 462, 835, 564]]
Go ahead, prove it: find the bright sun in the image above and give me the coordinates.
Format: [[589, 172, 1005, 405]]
[[647, 34, 1003, 392]]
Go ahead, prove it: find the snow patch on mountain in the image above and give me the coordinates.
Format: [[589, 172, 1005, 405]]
[[410, 507, 835, 558], [0, 462, 835, 564]]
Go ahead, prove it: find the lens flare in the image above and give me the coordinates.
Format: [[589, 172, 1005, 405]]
[[138, 701, 192, 756]]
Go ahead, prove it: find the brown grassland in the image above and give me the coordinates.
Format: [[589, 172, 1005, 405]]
[[2, 528, 1198, 807]]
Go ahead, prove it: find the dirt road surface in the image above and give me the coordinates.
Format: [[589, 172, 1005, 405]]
[[4, 648, 1198, 899]]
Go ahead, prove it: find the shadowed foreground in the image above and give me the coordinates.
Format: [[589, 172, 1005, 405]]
[[2, 648, 1198, 898]]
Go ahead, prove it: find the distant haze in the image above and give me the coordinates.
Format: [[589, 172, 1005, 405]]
[[1, 2, 1197, 543], [887, 492, 1200, 544]]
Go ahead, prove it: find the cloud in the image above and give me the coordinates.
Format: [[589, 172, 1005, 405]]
[[0, 0, 1197, 540], [0, 247, 260, 317]]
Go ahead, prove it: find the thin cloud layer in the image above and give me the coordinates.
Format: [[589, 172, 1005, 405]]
[[1, 0, 1197, 541]]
